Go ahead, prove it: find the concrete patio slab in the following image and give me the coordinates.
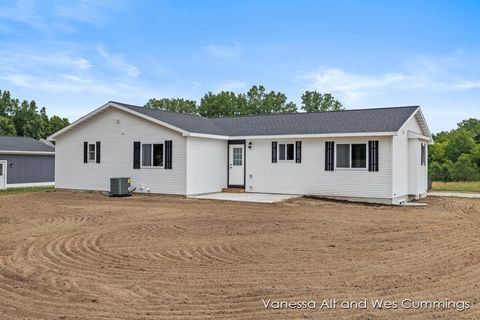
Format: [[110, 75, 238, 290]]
[[189, 192, 300, 203], [428, 191, 480, 199]]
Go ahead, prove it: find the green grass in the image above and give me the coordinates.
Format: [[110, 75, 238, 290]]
[[0, 186, 54, 195], [431, 181, 480, 193]]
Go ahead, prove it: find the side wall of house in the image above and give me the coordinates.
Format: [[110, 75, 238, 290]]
[[0, 154, 54, 184], [55, 108, 187, 194], [245, 136, 392, 199], [392, 113, 428, 199], [185, 137, 227, 195]]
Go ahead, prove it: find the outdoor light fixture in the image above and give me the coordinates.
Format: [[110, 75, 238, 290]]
[[248, 142, 253, 149]]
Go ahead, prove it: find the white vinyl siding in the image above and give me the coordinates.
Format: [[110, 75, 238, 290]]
[[245, 137, 392, 198], [392, 113, 428, 199], [55, 108, 186, 194], [185, 137, 227, 195]]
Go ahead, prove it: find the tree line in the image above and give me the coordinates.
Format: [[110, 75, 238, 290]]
[[145, 85, 344, 117], [429, 118, 480, 181], [0, 90, 70, 139]]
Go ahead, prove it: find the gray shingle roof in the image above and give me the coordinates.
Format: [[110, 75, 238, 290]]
[[115, 102, 418, 136], [0, 136, 55, 152]]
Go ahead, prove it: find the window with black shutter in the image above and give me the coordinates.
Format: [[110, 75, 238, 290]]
[[272, 141, 277, 163], [325, 141, 334, 171], [295, 141, 302, 163], [165, 140, 172, 169], [368, 140, 379, 171], [96, 141, 101, 163], [133, 141, 141, 169]]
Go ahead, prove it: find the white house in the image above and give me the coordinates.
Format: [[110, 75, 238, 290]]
[[48, 101, 432, 204]]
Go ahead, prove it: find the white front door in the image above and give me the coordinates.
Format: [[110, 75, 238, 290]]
[[228, 144, 244, 186], [0, 161, 6, 190]]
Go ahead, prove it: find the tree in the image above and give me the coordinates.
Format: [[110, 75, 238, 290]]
[[145, 98, 198, 114], [301, 91, 344, 112], [429, 160, 453, 182], [198, 91, 245, 117], [458, 118, 480, 143], [444, 129, 476, 162], [452, 154, 479, 181], [0, 116, 16, 136], [47, 115, 70, 137], [243, 85, 297, 115]]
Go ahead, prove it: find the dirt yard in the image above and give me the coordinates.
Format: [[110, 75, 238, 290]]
[[0, 191, 479, 319]]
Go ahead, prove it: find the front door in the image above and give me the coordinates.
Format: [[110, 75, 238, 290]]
[[0, 161, 6, 190], [228, 144, 244, 187]]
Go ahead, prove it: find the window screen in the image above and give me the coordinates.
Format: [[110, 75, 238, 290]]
[[336, 144, 350, 168], [351, 144, 367, 168], [233, 147, 242, 165], [279, 144, 286, 160], [88, 144, 95, 161], [142, 144, 152, 166], [153, 144, 163, 166]]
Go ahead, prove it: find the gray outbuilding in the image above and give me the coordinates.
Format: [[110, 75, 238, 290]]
[[0, 136, 55, 189]]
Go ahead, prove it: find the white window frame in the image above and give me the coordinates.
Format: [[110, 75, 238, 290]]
[[335, 143, 368, 170], [278, 142, 295, 162], [141, 142, 164, 168], [88, 143, 96, 163]]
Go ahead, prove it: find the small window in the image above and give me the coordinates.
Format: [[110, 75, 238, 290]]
[[153, 144, 163, 166], [233, 147, 242, 166], [286, 144, 294, 160], [0, 163, 3, 176], [88, 144, 96, 162], [351, 144, 367, 168], [421, 143, 426, 166], [142, 144, 152, 166], [278, 143, 294, 161], [142, 143, 164, 167], [336, 144, 350, 168], [279, 144, 286, 160]]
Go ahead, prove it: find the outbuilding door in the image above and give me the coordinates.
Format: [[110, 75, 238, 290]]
[[0, 160, 6, 190], [228, 144, 245, 187]]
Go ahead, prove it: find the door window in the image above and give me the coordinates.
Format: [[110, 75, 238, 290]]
[[233, 147, 242, 166]]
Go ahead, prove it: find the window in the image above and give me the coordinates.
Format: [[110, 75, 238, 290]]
[[279, 144, 286, 160], [336, 144, 350, 168], [142, 143, 164, 167], [351, 144, 367, 168], [421, 143, 426, 166], [88, 144, 96, 162], [278, 143, 294, 161], [233, 147, 242, 166], [286, 144, 294, 160], [336, 143, 367, 169], [0, 163, 3, 176]]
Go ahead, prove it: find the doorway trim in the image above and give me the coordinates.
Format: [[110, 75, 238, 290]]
[[227, 139, 246, 188], [0, 160, 7, 190]]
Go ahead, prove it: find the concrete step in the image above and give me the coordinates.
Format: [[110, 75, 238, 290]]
[[222, 188, 245, 193]]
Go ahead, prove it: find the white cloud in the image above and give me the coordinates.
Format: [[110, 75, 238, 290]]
[[299, 54, 480, 104], [203, 43, 242, 59], [97, 47, 140, 77]]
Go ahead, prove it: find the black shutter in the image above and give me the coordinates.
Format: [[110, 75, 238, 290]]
[[368, 140, 379, 171], [325, 141, 334, 171], [133, 141, 140, 169], [96, 141, 101, 163], [295, 141, 302, 163], [165, 140, 172, 169], [272, 141, 277, 163], [83, 142, 88, 163]]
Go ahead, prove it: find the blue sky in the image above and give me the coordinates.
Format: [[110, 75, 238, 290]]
[[0, 0, 479, 132]]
